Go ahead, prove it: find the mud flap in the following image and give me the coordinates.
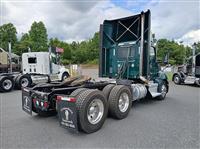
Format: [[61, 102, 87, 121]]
[[22, 88, 32, 115], [57, 99, 78, 132]]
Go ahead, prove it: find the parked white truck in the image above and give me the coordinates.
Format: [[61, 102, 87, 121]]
[[0, 46, 69, 92]]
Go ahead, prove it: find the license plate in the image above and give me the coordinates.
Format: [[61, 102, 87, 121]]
[[22, 88, 32, 115], [57, 99, 78, 132]]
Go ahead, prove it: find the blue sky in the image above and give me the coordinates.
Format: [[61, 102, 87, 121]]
[[111, 0, 153, 12], [0, 0, 199, 45]]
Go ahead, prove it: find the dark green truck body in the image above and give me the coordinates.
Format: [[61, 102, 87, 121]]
[[99, 10, 159, 80]]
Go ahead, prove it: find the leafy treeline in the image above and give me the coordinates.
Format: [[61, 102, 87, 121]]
[[157, 39, 200, 65], [0, 22, 199, 65], [0, 22, 99, 64], [49, 32, 99, 64]]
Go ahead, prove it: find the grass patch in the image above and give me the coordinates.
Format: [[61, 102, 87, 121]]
[[166, 72, 173, 81]]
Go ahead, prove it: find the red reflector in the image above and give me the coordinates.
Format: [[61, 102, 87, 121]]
[[69, 98, 76, 102], [56, 96, 76, 102], [43, 102, 48, 108], [33, 99, 36, 103], [57, 96, 62, 102]]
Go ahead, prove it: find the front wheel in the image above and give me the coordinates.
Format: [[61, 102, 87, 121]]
[[173, 75, 181, 85], [61, 72, 69, 81], [157, 81, 168, 100]]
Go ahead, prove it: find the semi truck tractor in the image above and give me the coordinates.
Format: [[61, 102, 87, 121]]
[[0, 46, 69, 92], [172, 52, 200, 86], [22, 10, 169, 133]]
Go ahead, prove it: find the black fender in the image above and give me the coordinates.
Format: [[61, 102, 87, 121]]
[[154, 78, 169, 93]]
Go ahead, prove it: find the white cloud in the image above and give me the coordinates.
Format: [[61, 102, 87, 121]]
[[0, 0, 199, 45], [176, 29, 200, 46], [1, 0, 133, 42], [145, 0, 200, 44]]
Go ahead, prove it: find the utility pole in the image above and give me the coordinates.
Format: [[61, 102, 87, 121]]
[[8, 42, 12, 73], [192, 43, 196, 75]]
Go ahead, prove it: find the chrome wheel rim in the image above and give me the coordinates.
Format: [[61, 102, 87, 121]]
[[161, 84, 167, 97], [62, 74, 68, 80], [118, 92, 129, 112], [174, 76, 179, 84], [3, 79, 12, 90], [21, 78, 29, 87], [87, 99, 104, 125]]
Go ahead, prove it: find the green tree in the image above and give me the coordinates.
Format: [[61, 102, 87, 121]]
[[29, 21, 48, 52], [157, 39, 191, 65], [49, 38, 72, 64], [14, 33, 33, 55], [0, 23, 17, 51]]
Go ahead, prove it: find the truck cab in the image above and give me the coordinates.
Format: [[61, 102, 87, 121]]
[[173, 53, 200, 86], [99, 10, 167, 88], [21, 51, 69, 84]]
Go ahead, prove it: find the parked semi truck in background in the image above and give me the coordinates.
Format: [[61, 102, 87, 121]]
[[22, 10, 169, 133], [172, 52, 200, 86], [0, 47, 21, 73], [0, 46, 69, 92]]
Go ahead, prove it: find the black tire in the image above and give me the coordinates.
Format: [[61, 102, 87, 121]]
[[15, 74, 32, 89], [0, 76, 14, 92], [70, 88, 87, 97], [173, 75, 181, 85], [108, 85, 132, 119], [157, 81, 168, 100], [62, 72, 69, 81], [102, 84, 115, 100], [76, 89, 108, 133]]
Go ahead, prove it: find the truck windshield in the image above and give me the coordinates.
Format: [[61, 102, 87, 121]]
[[28, 57, 37, 64], [117, 46, 134, 59]]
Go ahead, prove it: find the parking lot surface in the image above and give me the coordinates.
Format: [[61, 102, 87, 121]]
[[0, 69, 199, 149]]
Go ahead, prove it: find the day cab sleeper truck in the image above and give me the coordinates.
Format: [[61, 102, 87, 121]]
[[0, 47, 69, 92], [22, 10, 169, 133]]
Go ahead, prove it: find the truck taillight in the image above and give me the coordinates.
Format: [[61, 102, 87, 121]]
[[56, 96, 76, 102], [43, 101, 48, 108], [56, 96, 62, 102]]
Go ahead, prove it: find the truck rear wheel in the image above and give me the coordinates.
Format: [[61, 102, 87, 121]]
[[0, 76, 14, 92], [15, 74, 32, 89], [108, 85, 132, 119], [70, 88, 87, 97], [76, 89, 108, 133], [102, 84, 115, 100]]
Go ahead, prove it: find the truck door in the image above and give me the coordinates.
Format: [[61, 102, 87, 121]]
[[50, 53, 60, 74]]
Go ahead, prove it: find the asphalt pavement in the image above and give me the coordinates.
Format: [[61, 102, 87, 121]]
[[0, 69, 199, 149]]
